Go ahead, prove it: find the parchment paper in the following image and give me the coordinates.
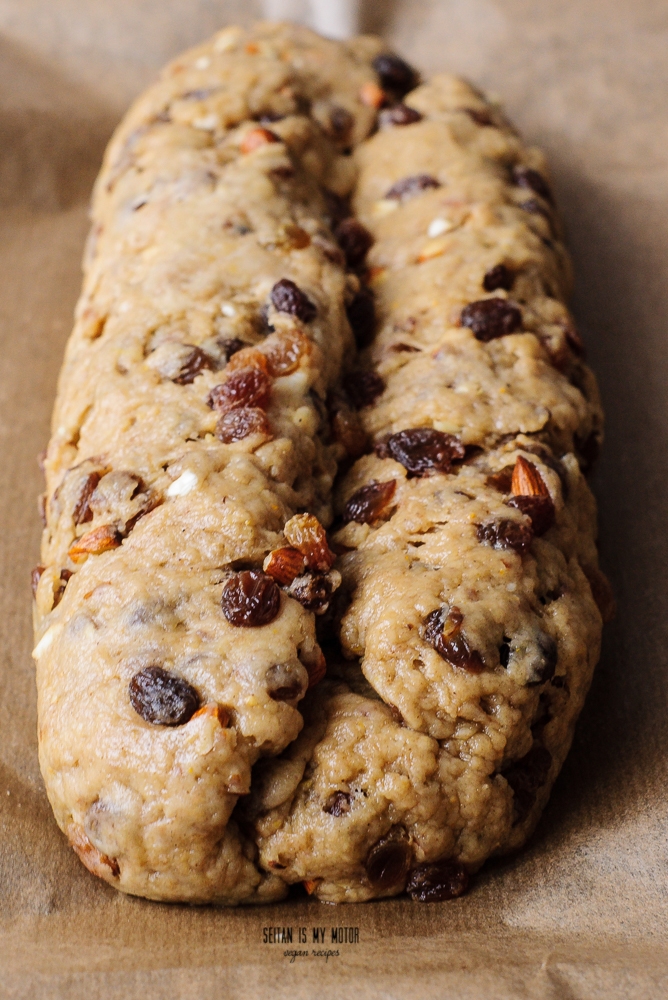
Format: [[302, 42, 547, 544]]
[[1, 2, 667, 996]]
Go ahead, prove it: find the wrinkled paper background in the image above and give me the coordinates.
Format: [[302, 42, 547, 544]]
[[1, 1, 667, 996]]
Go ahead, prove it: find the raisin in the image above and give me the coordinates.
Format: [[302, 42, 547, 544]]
[[335, 218, 374, 269], [219, 337, 248, 361], [519, 198, 553, 224], [483, 263, 514, 292], [485, 465, 515, 493], [259, 111, 285, 124], [390, 342, 421, 353], [385, 174, 441, 201], [460, 298, 522, 342], [347, 370, 385, 408], [424, 608, 484, 673], [323, 791, 351, 816], [328, 105, 354, 141], [379, 104, 423, 128], [263, 330, 311, 377], [172, 346, 213, 385], [343, 480, 397, 524], [287, 573, 336, 613], [512, 165, 554, 204], [216, 407, 271, 443], [207, 367, 272, 413], [476, 519, 533, 554], [574, 430, 601, 473], [330, 402, 368, 458], [31, 565, 45, 597], [225, 347, 269, 374], [53, 568, 73, 608], [346, 288, 376, 346], [365, 837, 412, 891], [73, 472, 102, 525], [507, 495, 555, 535], [582, 564, 616, 623], [221, 571, 281, 627], [129, 665, 200, 726], [464, 107, 494, 126], [504, 744, 552, 824], [386, 428, 465, 476], [372, 53, 418, 96], [284, 513, 334, 571], [263, 546, 305, 585], [406, 860, 470, 902], [270, 278, 317, 322], [322, 190, 351, 228], [265, 662, 307, 702]]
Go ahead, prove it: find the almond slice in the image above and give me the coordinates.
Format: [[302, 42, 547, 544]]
[[511, 455, 550, 497]]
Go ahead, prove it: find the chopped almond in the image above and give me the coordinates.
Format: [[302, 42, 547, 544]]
[[263, 546, 306, 585], [67, 824, 119, 879], [68, 524, 121, 562], [511, 455, 550, 497], [359, 81, 387, 109], [240, 127, 281, 154], [191, 703, 230, 727]]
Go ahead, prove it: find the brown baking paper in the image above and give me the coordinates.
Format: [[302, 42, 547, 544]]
[[1, 1, 667, 996]]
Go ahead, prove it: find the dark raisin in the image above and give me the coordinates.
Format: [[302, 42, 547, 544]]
[[485, 465, 515, 493], [346, 288, 376, 346], [498, 642, 510, 668], [208, 367, 272, 413], [323, 791, 351, 816], [574, 430, 601, 473], [385, 174, 441, 201], [221, 571, 281, 627], [328, 105, 354, 141], [53, 568, 73, 608], [129, 665, 200, 726], [526, 632, 558, 685], [216, 407, 271, 443], [287, 573, 335, 614], [31, 565, 45, 597], [171, 346, 213, 385], [334, 218, 374, 269], [464, 107, 494, 126], [378, 104, 423, 128], [259, 111, 286, 123], [219, 337, 248, 361], [386, 428, 466, 476], [424, 608, 484, 673], [265, 662, 307, 702], [73, 472, 102, 525], [476, 518, 533, 554], [270, 278, 317, 322], [582, 564, 616, 623], [504, 745, 552, 824], [460, 298, 522, 342], [322, 190, 351, 228], [512, 165, 554, 204], [365, 837, 412, 891], [406, 860, 469, 902], [343, 480, 397, 524], [390, 342, 421, 353], [519, 198, 553, 223], [347, 370, 385, 408], [372, 53, 418, 96], [507, 495, 555, 535], [483, 263, 514, 292]]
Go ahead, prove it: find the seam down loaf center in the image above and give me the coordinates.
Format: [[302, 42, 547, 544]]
[[32, 22, 610, 905]]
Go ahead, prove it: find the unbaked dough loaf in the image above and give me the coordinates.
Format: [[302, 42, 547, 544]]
[[33, 24, 609, 906]]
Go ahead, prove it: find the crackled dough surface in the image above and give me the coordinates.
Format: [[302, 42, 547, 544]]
[[34, 24, 605, 906]]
